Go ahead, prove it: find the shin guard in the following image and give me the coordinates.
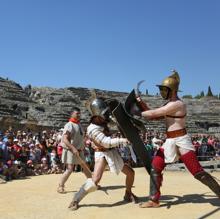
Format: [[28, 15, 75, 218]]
[[195, 171, 220, 197], [149, 149, 165, 202], [149, 167, 163, 202], [73, 178, 97, 203]]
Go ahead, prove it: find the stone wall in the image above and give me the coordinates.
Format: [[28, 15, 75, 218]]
[[0, 77, 220, 136]]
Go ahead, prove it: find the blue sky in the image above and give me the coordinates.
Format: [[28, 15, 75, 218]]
[[0, 0, 219, 96]]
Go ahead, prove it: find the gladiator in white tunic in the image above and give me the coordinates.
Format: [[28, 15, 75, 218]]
[[69, 98, 138, 211], [87, 123, 128, 174]]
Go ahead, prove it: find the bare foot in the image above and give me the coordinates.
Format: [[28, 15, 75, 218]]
[[57, 184, 65, 194], [139, 200, 160, 208]]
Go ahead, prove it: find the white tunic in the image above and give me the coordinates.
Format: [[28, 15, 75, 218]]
[[87, 124, 127, 148], [162, 134, 195, 163], [87, 123, 127, 174]]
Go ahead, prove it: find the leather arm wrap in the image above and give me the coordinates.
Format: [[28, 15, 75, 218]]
[[136, 98, 150, 111]]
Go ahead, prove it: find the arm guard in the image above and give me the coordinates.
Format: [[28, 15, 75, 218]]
[[136, 98, 150, 111], [87, 124, 127, 148]]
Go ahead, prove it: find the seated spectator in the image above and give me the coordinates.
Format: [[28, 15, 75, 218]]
[[48, 149, 62, 174], [0, 134, 8, 164], [0, 160, 7, 183], [4, 160, 17, 180], [40, 157, 49, 174], [14, 160, 26, 178], [11, 139, 22, 161], [26, 160, 36, 176]]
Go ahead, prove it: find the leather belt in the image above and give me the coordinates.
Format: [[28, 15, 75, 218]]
[[94, 147, 113, 152], [95, 148, 107, 152], [166, 128, 187, 138]]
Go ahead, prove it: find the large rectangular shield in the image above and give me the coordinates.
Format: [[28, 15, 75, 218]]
[[112, 102, 152, 174]]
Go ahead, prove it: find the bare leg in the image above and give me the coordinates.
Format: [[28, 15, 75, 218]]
[[121, 164, 138, 203], [121, 164, 134, 193], [57, 164, 73, 193], [92, 157, 107, 185]]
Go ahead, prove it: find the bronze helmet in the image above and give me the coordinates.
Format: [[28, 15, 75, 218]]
[[157, 70, 180, 92]]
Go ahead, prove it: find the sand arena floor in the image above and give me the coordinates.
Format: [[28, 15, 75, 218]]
[[0, 168, 220, 219]]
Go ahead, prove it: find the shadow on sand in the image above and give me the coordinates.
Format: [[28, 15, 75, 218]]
[[98, 185, 125, 195], [138, 193, 220, 219], [158, 193, 220, 208], [79, 193, 220, 216]]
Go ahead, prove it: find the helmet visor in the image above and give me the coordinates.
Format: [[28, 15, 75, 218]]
[[157, 85, 170, 99]]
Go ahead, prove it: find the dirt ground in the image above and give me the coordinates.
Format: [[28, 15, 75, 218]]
[[0, 168, 220, 219]]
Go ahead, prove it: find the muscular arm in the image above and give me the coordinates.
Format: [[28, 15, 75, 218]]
[[136, 97, 164, 120], [141, 101, 183, 120]]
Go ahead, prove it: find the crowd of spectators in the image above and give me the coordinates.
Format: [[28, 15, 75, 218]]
[[0, 126, 220, 184], [0, 128, 64, 183]]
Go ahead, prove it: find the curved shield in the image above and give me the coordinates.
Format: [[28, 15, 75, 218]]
[[124, 89, 146, 131], [112, 102, 151, 174]]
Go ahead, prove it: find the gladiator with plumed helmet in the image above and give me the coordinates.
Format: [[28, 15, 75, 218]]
[[131, 70, 220, 208], [68, 95, 138, 211]]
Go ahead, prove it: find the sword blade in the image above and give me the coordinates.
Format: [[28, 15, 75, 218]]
[[136, 80, 145, 96]]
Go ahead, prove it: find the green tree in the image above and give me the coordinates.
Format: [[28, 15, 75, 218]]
[[206, 86, 213, 97], [200, 91, 205, 97], [194, 95, 201, 99], [146, 89, 148, 95], [182, 95, 193, 99], [194, 91, 205, 99]]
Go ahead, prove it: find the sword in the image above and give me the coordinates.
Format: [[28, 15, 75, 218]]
[[135, 80, 145, 97], [77, 153, 92, 178]]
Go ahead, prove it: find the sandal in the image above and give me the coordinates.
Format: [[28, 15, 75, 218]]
[[57, 184, 65, 194]]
